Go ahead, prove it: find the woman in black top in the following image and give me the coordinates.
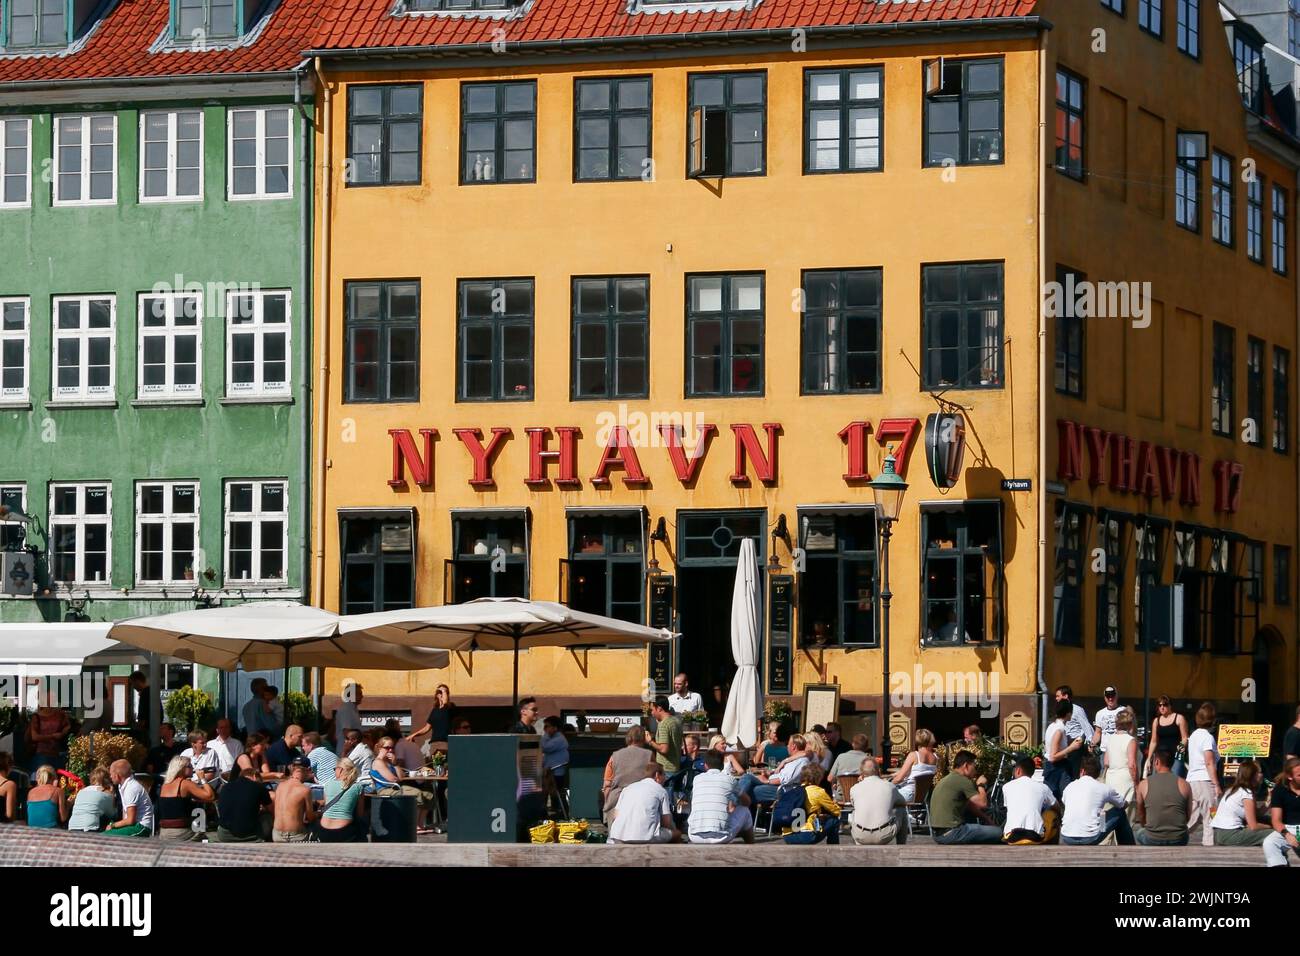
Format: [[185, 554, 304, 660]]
[[157, 756, 215, 841], [1266, 757, 1300, 866], [1146, 695, 1189, 778], [407, 684, 455, 749], [0, 752, 16, 823]]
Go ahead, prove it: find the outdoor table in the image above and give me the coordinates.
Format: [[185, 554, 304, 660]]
[[396, 773, 448, 829]]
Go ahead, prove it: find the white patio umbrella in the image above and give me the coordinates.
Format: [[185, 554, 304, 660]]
[[108, 602, 451, 680], [721, 537, 762, 749], [340, 597, 675, 706]]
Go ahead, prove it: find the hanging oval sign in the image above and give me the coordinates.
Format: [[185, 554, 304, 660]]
[[924, 413, 966, 489]]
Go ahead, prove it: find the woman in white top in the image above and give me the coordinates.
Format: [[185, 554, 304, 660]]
[[708, 735, 748, 777], [1185, 702, 1222, 847], [891, 729, 938, 803], [1211, 761, 1272, 846], [1102, 707, 1140, 824]]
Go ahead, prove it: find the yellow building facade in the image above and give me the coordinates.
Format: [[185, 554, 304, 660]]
[[308, 0, 1298, 746]]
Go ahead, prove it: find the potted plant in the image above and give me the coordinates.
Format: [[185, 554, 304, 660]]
[[163, 685, 215, 735], [282, 689, 318, 731], [763, 699, 793, 726], [66, 732, 147, 777], [183, 565, 195, 581], [682, 709, 709, 732]]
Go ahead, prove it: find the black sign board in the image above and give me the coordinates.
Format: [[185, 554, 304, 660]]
[[648, 576, 675, 693], [767, 575, 794, 696], [1001, 478, 1032, 492]]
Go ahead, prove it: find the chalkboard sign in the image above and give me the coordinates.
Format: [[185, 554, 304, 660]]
[[767, 575, 794, 696], [648, 576, 675, 694]]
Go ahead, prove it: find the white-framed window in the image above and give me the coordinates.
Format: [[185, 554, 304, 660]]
[[1, 297, 29, 403], [139, 110, 203, 202], [138, 292, 201, 398], [49, 482, 111, 584], [52, 295, 115, 401], [224, 479, 287, 583], [135, 480, 199, 585], [53, 114, 117, 206], [226, 290, 290, 397], [0, 483, 26, 550], [0, 117, 32, 208], [228, 107, 292, 199]]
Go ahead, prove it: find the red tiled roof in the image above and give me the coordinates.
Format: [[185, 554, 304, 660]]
[[0, 0, 319, 85], [310, 0, 1041, 54]]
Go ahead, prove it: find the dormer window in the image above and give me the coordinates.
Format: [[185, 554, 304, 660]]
[[406, 0, 513, 11], [5, 0, 68, 49], [170, 0, 266, 43]]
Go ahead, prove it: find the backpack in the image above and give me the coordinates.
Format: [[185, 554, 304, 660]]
[[771, 785, 807, 832]]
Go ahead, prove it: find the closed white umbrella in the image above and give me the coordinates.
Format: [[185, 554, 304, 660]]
[[721, 537, 762, 748], [340, 597, 674, 705]]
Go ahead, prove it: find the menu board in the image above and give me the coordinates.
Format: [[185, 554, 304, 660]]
[[1217, 724, 1272, 757], [647, 576, 675, 694], [767, 575, 794, 696]]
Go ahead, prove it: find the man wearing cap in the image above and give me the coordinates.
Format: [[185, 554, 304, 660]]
[[271, 758, 317, 843], [1092, 687, 1124, 752]]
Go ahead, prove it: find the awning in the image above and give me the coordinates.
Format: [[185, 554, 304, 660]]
[[0, 622, 117, 676]]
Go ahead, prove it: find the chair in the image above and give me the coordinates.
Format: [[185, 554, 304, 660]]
[[545, 765, 571, 819], [905, 774, 934, 835], [836, 775, 858, 804]]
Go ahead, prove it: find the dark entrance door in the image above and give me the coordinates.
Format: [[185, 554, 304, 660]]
[[674, 509, 765, 699]]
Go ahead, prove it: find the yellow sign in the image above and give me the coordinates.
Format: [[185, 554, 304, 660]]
[[1217, 724, 1272, 758]]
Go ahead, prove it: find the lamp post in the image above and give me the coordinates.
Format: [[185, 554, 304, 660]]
[[868, 452, 908, 770]]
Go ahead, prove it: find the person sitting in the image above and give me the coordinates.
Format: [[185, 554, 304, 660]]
[[829, 734, 872, 802], [301, 731, 337, 785], [687, 750, 754, 844], [963, 724, 984, 745], [890, 729, 938, 803], [1211, 760, 1273, 847], [1001, 755, 1060, 845], [737, 733, 811, 815], [608, 762, 681, 845], [142, 722, 184, 777], [312, 757, 368, 844], [262, 724, 305, 776], [929, 750, 1003, 845], [24, 765, 67, 829], [233, 733, 268, 780], [271, 758, 318, 843], [214, 765, 271, 842], [803, 731, 833, 774], [680, 733, 704, 773], [1134, 746, 1193, 846], [344, 729, 374, 783], [180, 730, 221, 785], [708, 734, 749, 776], [753, 721, 789, 769], [384, 719, 425, 771], [104, 759, 155, 837], [783, 764, 842, 845], [67, 767, 116, 833], [208, 718, 244, 775], [0, 753, 19, 824], [1061, 755, 1134, 846], [156, 755, 216, 841], [850, 758, 907, 845], [602, 726, 651, 824], [1264, 757, 1300, 867], [370, 736, 437, 828]]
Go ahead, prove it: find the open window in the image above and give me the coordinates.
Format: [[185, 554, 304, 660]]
[[447, 509, 529, 603], [797, 507, 877, 648], [920, 501, 1003, 645]]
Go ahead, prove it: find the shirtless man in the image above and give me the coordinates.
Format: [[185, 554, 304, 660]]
[[271, 758, 317, 843]]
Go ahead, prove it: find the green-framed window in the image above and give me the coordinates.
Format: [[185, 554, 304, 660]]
[[461, 81, 536, 184], [1273, 185, 1289, 274], [571, 276, 649, 400], [1247, 174, 1265, 263], [1274, 346, 1290, 453], [686, 273, 764, 397], [409, 0, 509, 9], [1054, 68, 1085, 181], [1134, 518, 1168, 650], [347, 84, 422, 187], [4, 0, 67, 48], [804, 67, 882, 174], [687, 71, 766, 178], [343, 280, 420, 404], [1054, 265, 1085, 398], [450, 513, 528, 601], [458, 278, 534, 402], [1139, 0, 1163, 37], [921, 261, 1004, 390], [1177, 0, 1199, 58], [1247, 336, 1265, 447], [574, 76, 651, 182], [921, 502, 1004, 645], [340, 513, 414, 615], [798, 509, 878, 647], [1053, 501, 1087, 647], [173, 0, 239, 40], [1275, 544, 1291, 605], [1095, 512, 1128, 650], [1211, 151, 1234, 247], [1212, 322, 1234, 438], [800, 268, 882, 394], [567, 512, 645, 624], [923, 57, 1003, 167]]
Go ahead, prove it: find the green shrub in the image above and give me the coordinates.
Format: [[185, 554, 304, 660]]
[[164, 685, 215, 735], [283, 690, 318, 730]]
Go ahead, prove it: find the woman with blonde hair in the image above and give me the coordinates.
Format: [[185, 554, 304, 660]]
[[24, 764, 67, 828], [803, 731, 833, 773], [891, 729, 938, 803], [313, 757, 367, 843], [1103, 707, 1140, 824], [708, 734, 748, 776], [156, 756, 216, 841], [67, 767, 117, 833]]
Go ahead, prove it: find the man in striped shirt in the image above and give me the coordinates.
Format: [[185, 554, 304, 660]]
[[687, 751, 754, 844], [302, 732, 337, 786]]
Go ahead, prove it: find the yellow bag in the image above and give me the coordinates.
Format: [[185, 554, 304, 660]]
[[557, 821, 589, 844], [529, 821, 558, 844]]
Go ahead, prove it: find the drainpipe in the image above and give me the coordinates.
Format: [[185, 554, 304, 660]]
[[312, 57, 333, 615], [1036, 28, 1051, 738], [294, 61, 318, 707]]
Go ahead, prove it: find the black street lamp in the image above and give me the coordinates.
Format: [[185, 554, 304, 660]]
[[868, 451, 908, 770]]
